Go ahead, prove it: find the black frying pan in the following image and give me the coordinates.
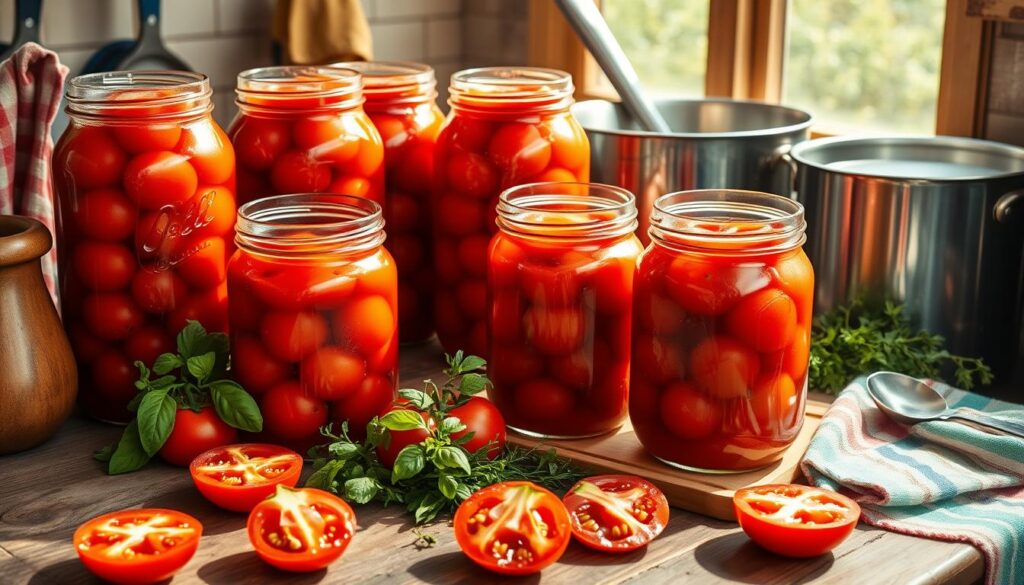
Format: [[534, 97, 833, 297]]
[[81, 0, 190, 73]]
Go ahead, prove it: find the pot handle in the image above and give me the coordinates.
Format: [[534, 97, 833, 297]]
[[995, 190, 1024, 224], [768, 144, 799, 198]]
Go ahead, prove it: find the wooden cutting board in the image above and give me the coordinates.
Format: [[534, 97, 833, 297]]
[[508, 398, 831, 521]]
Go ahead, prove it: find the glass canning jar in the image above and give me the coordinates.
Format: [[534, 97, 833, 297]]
[[54, 71, 236, 423], [228, 194, 398, 451], [433, 67, 590, 357], [229, 66, 384, 207], [630, 190, 813, 472], [488, 182, 641, 438]]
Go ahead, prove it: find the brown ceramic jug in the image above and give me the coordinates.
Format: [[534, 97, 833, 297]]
[[0, 215, 77, 454]]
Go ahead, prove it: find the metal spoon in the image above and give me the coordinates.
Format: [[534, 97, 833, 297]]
[[866, 371, 1024, 438]]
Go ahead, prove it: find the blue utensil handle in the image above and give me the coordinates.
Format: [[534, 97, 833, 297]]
[[16, 0, 42, 23], [139, 0, 160, 23]]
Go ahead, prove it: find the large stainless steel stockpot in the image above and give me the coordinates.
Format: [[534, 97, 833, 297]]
[[572, 98, 813, 242], [791, 136, 1024, 384]]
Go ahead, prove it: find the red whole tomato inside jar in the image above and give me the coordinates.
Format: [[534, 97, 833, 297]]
[[433, 67, 590, 358], [488, 183, 641, 438], [630, 190, 813, 472], [228, 194, 398, 451], [53, 71, 236, 423], [228, 66, 384, 208], [335, 61, 444, 343]]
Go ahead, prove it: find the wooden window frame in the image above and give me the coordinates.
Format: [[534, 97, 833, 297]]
[[527, 0, 993, 137]]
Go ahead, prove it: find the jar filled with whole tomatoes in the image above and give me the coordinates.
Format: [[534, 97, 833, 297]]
[[228, 194, 398, 451], [434, 67, 590, 357], [54, 71, 236, 423], [336, 61, 444, 343], [229, 66, 384, 207], [630, 190, 813, 472], [489, 182, 641, 438]]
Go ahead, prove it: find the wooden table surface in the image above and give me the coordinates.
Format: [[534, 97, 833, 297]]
[[0, 342, 986, 585]]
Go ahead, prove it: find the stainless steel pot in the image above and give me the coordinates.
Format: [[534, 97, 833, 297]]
[[572, 98, 813, 243], [791, 136, 1024, 384]]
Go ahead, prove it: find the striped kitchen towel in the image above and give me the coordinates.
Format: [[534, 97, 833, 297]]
[[0, 42, 68, 307], [801, 378, 1024, 585]]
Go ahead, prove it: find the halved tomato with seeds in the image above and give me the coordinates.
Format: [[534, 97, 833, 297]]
[[733, 483, 860, 557], [73, 508, 202, 585], [563, 474, 669, 552], [247, 485, 356, 572], [189, 444, 303, 512], [454, 481, 571, 575]]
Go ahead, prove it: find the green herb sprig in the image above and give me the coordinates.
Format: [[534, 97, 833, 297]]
[[809, 299, 993, 394], [306, 352, 583, 523], [94, 321, 263, 474]]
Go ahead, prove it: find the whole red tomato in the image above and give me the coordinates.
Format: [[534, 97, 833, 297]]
[[159, 407, 238, 466], [450, 397, 506, 460]]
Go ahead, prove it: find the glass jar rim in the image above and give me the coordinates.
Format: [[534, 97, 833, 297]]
[[497, 182, 638, 240], [449, 67, 574, 114], [236, 65, 363, 112], [65, 70, 212, 119], [332, 61, 436, 104], [650, 189, 806, 254], [236, 193, 385, 258]]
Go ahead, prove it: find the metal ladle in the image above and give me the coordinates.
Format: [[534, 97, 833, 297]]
[[866, 371, 1024, 438]]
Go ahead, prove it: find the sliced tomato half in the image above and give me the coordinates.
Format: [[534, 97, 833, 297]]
[[247, 485, 356, 572], [454, 481, 571, 575], [563, 474, 670, 552], [73, 508, 202, 585], [733, 483, 861, 558], [189, 443, 303, 512]]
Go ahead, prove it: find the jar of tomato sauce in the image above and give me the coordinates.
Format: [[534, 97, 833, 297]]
[[434, 67, 590, 357], [489, 182, 641, 438], [229, 66, 384, 207], [54, 71, 236, 423], [228, 194, 398, 451], [630, 190, 813, 472], [336, 61, 444, 343]]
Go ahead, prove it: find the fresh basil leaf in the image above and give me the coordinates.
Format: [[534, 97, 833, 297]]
[[459, 373, 487, 396], [108, 420, 152, 475], [440, 416, 467, 434], [438, 474, 458, 499], [414, 492, 446, 524], [345, 463, 365, 479], [455, 483, 474, 501], [176, 320, 206, 358], [186, 351, 216, 382], [344, 477, 379, 504], [434, 445, 471, 474], [209, 379, 263, 432], [136, 389, 176, 456], [367, 418, 388, 449], [380, 409, 426, 431], [459, 356, 486, 373], [194, 331, 230, 378], [398, 388, 434, 410], [153, 353, 183, 375], [93, 444, 114, 462], [126, 391, 146, 413], [328, 442, 361, 461], [392, 444, 426, 482], [149, 375, 177, 390], [306, 460, 344, 491]]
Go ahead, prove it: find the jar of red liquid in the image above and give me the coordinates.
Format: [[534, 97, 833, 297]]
[[488, 183, 641, 438], [336, 61, 444, 343], [228, 194, 398, 451], [434, 67, 590, 357], [228, 66, 384, 207], [630, 190, 813, 472], [54, 71, 236, 423]]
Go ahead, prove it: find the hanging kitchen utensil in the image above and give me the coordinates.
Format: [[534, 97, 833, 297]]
[[554, 0, 670, 133], [80, 0, 189, 73], [0, 0, 43, 60]]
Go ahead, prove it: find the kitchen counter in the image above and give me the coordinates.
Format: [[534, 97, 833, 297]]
[[0, 341, 985, 585]]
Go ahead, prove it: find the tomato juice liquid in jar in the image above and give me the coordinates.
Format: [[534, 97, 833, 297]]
[[228, 194, 398, 451], [54, 71, 236, 423], [336, 61, 444, 343], [488, 183, 641, 438], [630, 190, 813, 472], [229, 66, 384, 207], [434, 67, 590, 357]]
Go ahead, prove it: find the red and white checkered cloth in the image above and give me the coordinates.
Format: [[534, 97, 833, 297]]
[[0, 42, 68, 307]]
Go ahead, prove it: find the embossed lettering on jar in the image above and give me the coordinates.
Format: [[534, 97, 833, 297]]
[[228, 194, 398, 452], [630, 190, 813, 472], [53, 71, 236, 423], [228, 66, 384, 207], [433, 67, 590, 357], [336, 61, 444, 343], [488, 182, 641, 439]]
